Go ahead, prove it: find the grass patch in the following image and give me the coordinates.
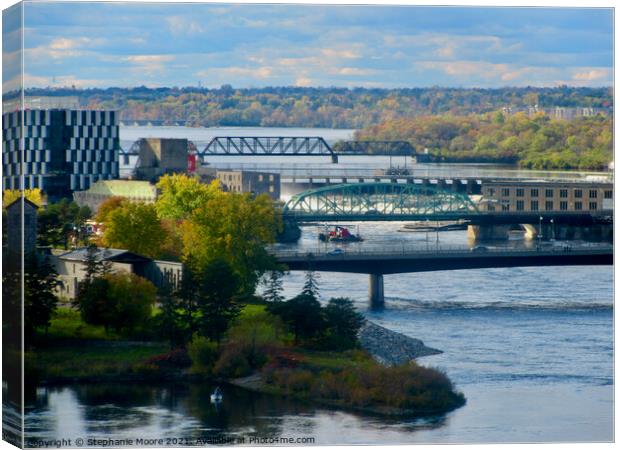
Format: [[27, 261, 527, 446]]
[[46, 307, 122, 341], [26, 342, 169, 382]]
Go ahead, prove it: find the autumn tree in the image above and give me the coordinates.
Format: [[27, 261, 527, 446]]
[[155, 174, 218, 221], [180, 190, 280, 295], [95, 196, 127, 223], [100, 201, 166, 258], [3, 188, 44, 208]]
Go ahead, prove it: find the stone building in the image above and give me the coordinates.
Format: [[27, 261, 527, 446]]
[[216, 170, 280, 200], [52, 247, 183, 300], [481, 181, 613, 213]]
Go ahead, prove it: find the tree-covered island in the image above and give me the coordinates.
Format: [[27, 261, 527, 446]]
[[4, 177, 465, 418]]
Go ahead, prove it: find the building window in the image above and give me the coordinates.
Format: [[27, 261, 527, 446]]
[[545, 201, 554, 211], [560, 201, 568, 211], [516, 188, 524, 197], [487, 188, 495, 196], [530, 188, 539, 197], [589, 202, 598, 210], [589, 190, 598, 198], [574, 189, 582, 198], [269, 175, 275, 182], [575, 201, 582, 211], [269, 185, 274, 193], [545, 189, 554, 198], [501, 188, 510, 197], [604, 190, 612, 199], [531, 200, 539, 211], [559, 189, 568, 198], [516, 200, 524, 211], [258, 175, 264, 182], [487, 204, 495, 212], [501, 204, 510, 212]]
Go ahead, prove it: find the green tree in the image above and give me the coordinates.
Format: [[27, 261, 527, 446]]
[[75, 272, 156, 334], [38, 199, 91, 248], [301, 268, 320, 299], [324, 297, 365, 350], [101, 202, 166, 258], [263, 270, 285, 303], [181, 190, 280, 295], [268, 294, 326, 343], [155, 174, 218, 220], [106, 272, 157, 333], [24, 254, 60, 340], [195, 259, 242, 344]]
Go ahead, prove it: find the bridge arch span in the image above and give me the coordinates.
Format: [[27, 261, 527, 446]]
[[282, 182, 480, 220]]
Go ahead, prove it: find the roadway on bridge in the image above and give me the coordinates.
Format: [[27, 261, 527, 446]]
[[271, 243, 613, 275]]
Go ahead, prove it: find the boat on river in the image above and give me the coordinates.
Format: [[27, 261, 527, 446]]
[[319, 225, 363, 242]]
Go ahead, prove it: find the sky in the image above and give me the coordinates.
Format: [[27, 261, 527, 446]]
[[2, 1, 615, 92]]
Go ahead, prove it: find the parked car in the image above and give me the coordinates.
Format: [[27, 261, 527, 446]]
[[470, 245, 488, 252], [327, 248, 345, 256]]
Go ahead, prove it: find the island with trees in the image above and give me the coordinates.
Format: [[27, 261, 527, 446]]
[[3, 176, 465, 418]]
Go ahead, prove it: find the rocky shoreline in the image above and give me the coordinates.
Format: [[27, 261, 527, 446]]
[[358, 321, 442, 365]]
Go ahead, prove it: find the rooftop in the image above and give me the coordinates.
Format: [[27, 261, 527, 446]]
[[81, 179, 157, 198]]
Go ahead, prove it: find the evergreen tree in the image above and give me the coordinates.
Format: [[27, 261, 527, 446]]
[[24, 254, 60, 340], [301, 269, 320, 300], [263, 270, 284, 303], [324, 297, 365, 350]]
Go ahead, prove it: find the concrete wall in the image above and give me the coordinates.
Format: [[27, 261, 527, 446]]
[[138, 138, 188, 171], [53, 258, 133, 300]]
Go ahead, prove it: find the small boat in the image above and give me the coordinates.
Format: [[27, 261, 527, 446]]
[[210, 387, 223, 403], [319, 225, 363, 243]]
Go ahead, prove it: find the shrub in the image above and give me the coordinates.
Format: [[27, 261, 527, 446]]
[[187, 337, 219, 374], [144, 349, 192, 369], [213, 343, 252, 378]]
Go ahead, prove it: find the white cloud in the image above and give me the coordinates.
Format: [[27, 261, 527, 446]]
[[166, 16, 205, 35], [572, 68, 610, 81]]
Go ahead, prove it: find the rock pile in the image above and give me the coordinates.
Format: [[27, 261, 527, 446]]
[[358, 321, 442, 365]]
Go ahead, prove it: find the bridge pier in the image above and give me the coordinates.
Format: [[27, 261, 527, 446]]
[[467, 224, 512, 241], [369, 273, 384, 308]]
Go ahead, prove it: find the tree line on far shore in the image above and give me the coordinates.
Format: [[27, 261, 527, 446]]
[[354, 111, 612, 170]]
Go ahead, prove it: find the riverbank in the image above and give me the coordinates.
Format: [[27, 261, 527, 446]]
[[26, 306, 464, 417]]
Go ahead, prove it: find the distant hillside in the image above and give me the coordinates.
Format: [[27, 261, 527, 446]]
[[22, 85, 612, 129], [355, 112, 613, 170]]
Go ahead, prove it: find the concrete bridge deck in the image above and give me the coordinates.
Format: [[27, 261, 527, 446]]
[[271, 244, 613, 306]]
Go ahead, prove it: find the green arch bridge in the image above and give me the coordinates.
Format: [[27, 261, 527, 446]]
[[282, 182, 480, 221]]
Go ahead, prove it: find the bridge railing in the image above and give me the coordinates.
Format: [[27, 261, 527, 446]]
[[269, 242, 612, 259]]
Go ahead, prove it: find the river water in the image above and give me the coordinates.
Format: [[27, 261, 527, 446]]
[[24, 127, 614, 444]]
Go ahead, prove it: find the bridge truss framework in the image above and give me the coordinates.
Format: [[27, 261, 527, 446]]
[[283, 182, 480, 220], [199, 136, 338, 162]]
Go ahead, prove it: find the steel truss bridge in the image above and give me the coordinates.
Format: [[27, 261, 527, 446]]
[[198, 137, 338, 162], [333, 140, 415, 155], [283, 182, 480, 221], [282, 182, 609, 224]]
